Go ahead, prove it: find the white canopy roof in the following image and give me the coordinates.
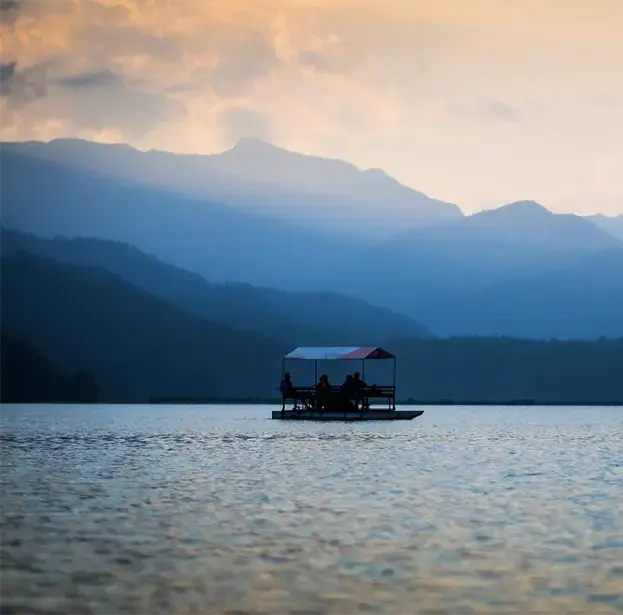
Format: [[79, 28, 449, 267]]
[[284, 346, 395, 360]]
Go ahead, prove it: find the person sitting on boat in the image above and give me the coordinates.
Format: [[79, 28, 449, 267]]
[[352, 371, 367, 409], [353, 371, 367, 389], [315, 374, 332, 409], [280, 372, 294, 410], [340, 374, 355, 405], [341, 374, 354, 395], [340, 374, 355, 408]]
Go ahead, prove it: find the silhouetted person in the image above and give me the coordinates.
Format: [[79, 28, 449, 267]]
[[316, 374, 332, 409], [340, 374, 355, 409], [353, 371, 367, 409], [280, 372, 293, 410], [353, 371, 367, 388], [341, 374, 354, 397]]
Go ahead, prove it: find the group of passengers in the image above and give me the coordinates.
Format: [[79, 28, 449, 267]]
[[280, 371, 368, 410]]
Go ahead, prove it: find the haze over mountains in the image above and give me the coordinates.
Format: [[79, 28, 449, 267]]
[[0, 228, 432, 346], [588, 214, 623, 242], [2, 138, 462, 238], [360, 201, 623, 333], [448, 249, 623, 339], [0, 227, 431, 401], [2, 235, 622, 403], [1, 138, 622, 343], [1, 148, 340, 291]]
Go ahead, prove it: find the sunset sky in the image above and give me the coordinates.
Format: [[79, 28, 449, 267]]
[[1, 0, 622, 215]]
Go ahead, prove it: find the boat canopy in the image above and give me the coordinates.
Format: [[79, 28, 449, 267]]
[[284, 346, 396, 360]]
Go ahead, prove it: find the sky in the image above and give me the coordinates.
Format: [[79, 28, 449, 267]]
[[1, 0, 622, 216]]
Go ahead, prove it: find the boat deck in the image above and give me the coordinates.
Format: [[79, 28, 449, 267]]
[[272, 409, 424, 421]]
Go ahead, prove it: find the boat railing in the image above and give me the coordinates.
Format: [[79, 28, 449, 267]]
[[279, 385, 396, 397], [279, 384, 397, 412]]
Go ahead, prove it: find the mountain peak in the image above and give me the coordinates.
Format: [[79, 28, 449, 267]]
[[229, 137, 282, 155], [504, 200, 549, 213], [474, 200, 552, 222], [363, 168, 390, 179]]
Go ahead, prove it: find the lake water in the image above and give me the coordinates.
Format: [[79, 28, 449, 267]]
[[1, 404, 622, 614]]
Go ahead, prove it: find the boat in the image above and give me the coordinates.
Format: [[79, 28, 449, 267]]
[[272, 346, 424, 421]]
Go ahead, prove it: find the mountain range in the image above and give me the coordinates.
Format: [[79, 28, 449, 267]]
[[433, 249, 623, 338], [2, 243, 622, 404], [1, 251, 288, 401], [0, 227, 432, 401], [1, 137, 462, 238], [587, 214, 623, 241], [359, 201, 623, 334], [0, 147, 342, 291], [0, 228, 432, 345], [1, 138, 622, 340]]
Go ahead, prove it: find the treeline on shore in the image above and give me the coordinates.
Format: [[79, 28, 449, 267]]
[[2, 329, 623, 405], [1, 334, 99, 404], [149, 396, 623, 407]]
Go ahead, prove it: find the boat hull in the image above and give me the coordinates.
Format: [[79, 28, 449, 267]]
[[272, 409, 424, 421]]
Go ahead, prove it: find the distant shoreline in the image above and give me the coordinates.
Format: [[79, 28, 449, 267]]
[[147, 397, 623, 407], [3, 398, 622, 406]]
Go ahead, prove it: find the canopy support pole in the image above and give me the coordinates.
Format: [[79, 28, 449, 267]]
[[281, 357, 286, 415], [392, 358, 397, 410]]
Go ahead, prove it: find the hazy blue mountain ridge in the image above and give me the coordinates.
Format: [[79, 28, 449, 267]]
[[0, 149, 354, 291], [587, 213, 623, 241], [422, 249, 623, 338], [0, 228, 433, 344], [2, 249, 622, 403], [2, 139, 622, 340], [0, 252, 288, 401], [1, 138, 463, 238], [342, 201, 622, 322]]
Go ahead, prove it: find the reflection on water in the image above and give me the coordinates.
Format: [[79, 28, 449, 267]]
[[1, 404, 622, 614]]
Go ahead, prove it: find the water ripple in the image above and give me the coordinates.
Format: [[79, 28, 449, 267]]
[[1, 404, 622, 614]]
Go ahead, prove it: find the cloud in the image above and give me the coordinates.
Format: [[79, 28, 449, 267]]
[[593, 156, 623, 199], [208, 27, 280, 97], [0, 0, 21, 25], [298, 50, 326, 71], [56, 69, 125, 90], [217, 105, 272, 147], [0, 61, 16, 90], [450, 99, 521, 124], [52, 77, 184, 140], [484, 101, 521, 123], [0, 61, 48, 103], [295, 44, 352, 76], [4, 0, 235, 146]]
